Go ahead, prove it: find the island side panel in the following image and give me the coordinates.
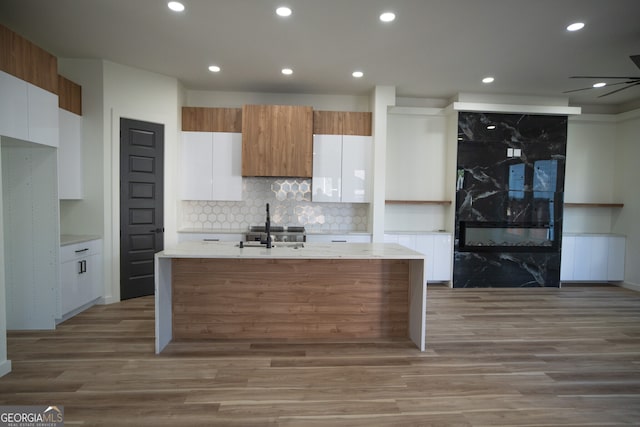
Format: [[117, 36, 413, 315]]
[[171, 258, 410, 340], [408, 258, 427, 351], [155, 255, 173, 353]]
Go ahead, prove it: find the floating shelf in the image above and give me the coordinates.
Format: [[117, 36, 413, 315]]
[[385, 200, 452, 205], [564, 203, 624, 208]]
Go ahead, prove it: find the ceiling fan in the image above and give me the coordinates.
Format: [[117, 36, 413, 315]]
[[564, 55, 640, 97]]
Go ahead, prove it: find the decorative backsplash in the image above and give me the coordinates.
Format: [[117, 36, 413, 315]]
[[181, 178, 369, 232]]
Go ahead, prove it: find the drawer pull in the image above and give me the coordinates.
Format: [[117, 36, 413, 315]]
[[75, 248, 89, 253]]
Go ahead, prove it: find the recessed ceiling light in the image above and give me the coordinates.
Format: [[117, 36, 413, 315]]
[[487, 125, 496, 130], [380, 12, 396, 22], [482, 76, 495, 84], [352, 71, 364, 78], [281, 68, 293, 75], [167, 1, 185, 12], [593, 82, 606, 88], [276, 6, 292, 17], [566, 22, 585, 31], [208, 65, 221, 73]]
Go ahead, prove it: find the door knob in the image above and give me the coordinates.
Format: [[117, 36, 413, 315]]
[[149, 228, 164, 233]]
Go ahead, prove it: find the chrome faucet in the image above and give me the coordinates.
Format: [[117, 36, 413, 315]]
[[262, 203, 272, 248]]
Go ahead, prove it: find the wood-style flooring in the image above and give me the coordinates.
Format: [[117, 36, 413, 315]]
[[1, 285, 640, 426]]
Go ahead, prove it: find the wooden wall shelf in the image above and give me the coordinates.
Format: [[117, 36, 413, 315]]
[[564, 203, 624, 208], [385, 200, 452, 205]]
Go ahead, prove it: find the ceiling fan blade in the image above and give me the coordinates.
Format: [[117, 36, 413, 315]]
[[563, 81, 630, 94], [570, 76, 640, 80], [563, 86, 597, 93], [630, 54, 640, 69], [598, 81, 640, 97]]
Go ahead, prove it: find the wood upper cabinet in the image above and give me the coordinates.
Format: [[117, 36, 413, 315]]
[[242, 104, 313, 177], [58, 75, 82, 115], [182, 107, 242, 132], [313, 111, 372, 136], [0, 24, 58, 94]]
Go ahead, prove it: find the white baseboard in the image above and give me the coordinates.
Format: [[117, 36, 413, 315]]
[[617, 282, 640, 292], [0, 359, 12, 377], [100, 295, 120, 305]]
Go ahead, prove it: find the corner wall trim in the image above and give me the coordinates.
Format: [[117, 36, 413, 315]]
[[617, 282, 640, 293], [0, 360, 12, 377]]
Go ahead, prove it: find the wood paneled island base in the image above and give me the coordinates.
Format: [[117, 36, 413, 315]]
[[172, 258, 409, 340], [155, 242, 427, 352]]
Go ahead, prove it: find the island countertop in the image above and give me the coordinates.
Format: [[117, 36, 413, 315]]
[[157, 241, 425, 260], [155, 242, 427, 354]]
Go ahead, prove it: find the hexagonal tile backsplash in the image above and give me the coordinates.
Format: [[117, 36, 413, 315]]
[[181, 178, 369, 232]]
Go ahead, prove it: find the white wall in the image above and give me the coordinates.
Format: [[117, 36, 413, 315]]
[[102, 61, 181, 303], [612, 110, 640, 288], [564, 116, 619, 233], [385, 111, 449, 231]]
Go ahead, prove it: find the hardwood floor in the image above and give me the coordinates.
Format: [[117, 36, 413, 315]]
[[1, 285, 640, 426]]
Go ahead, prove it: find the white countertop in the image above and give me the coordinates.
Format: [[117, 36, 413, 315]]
[[157, 241, 425, 260], [60, 234, 102, 246]]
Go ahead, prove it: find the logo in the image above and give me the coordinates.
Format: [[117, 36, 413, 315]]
[[0, 405, 64, 426]]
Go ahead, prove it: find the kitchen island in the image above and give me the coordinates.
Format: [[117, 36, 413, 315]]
[[155, 241, 427, 353]]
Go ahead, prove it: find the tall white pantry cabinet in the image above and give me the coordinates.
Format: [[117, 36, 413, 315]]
[[0, 70, 60, 330]]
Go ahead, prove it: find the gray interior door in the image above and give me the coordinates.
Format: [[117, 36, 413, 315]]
[[120, 118, 164, 300]]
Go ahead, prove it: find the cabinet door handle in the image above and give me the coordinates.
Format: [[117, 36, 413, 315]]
[[75, 248, 89, 253], [78, 260, 87, 274]]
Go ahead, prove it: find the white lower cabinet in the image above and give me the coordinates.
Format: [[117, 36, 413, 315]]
[[384, 233, 453, 283], [60, 239, 102, 318], [560, 234, 625, 282]]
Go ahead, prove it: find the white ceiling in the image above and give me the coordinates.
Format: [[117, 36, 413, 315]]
[[1, 0, 640, 112]]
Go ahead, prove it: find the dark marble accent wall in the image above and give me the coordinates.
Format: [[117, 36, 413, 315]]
[[454, 112, 567, 288]]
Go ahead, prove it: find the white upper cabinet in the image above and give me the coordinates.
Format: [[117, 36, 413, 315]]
[[0, 70, 59, 147], [27, 83, 59, 147], [211, 132, 242, 201], [58, 109, 83, 199], [342, 135, 372, 203], [0, 71, 29, 140], [181, 131, 242, 201], [312, 134, 372, 203], [312, 134, 342, 202], [181, 131, 213, 200]]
